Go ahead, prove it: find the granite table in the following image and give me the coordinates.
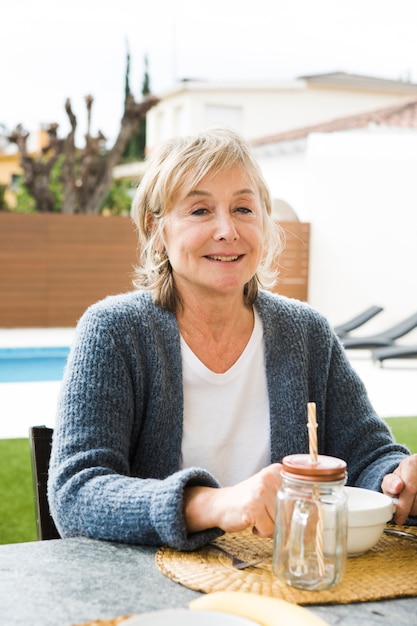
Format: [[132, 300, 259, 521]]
[[0, 537, 416, 626]]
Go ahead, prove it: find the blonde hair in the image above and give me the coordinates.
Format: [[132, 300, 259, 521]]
[[131, 127, 284, 312]]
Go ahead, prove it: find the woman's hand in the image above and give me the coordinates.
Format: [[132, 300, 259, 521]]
[[183, 463, 282, 537], [381, 454, 417, 524]]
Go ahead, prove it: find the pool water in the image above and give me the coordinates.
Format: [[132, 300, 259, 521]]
[[0, 347, 70, 383]]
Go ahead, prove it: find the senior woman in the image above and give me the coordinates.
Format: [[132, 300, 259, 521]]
[[48, 127, 417, 550]]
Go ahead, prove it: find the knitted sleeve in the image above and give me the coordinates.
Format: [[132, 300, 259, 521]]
[[321, 334, 410, 490], [48, 295, 223, 549], [258, 291, 411, 496]]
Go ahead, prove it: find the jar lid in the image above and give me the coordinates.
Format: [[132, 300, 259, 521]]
[[282, 454, 347, 482]]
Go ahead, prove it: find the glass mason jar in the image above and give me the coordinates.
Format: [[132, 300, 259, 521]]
[[273, 454, 348, 591]]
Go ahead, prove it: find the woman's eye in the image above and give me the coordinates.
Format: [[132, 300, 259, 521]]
[[191, 207, 209, 216], [236, 206, 253, 214]]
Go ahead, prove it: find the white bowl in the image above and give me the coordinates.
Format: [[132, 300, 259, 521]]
[[346, 486, 395, 556]]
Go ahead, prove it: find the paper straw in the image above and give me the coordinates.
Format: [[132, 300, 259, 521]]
[[307, 401, 318, 464]]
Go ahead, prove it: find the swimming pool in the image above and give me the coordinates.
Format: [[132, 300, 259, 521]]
[[0, 347, 70, 383]]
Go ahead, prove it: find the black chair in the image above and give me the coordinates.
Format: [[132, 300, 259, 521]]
[[372, 344, 417, 365], [29, 425, 60, 540], [334, 305, 383, 338], [341, 311, 417, 350]]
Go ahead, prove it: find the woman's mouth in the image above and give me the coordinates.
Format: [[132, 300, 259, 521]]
[[206, 255, 241, 262]]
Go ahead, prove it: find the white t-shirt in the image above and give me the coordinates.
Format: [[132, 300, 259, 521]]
[[180, 309, 271, 486]]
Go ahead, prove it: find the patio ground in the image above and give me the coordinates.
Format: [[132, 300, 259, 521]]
[[0, 328, 416, 439]]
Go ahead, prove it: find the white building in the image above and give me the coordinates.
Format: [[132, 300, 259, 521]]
[[146, 72, 417, 154], [252, 99, 417, 336]]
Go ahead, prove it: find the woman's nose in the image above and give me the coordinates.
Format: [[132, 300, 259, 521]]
[[213, 213, 239, 241]]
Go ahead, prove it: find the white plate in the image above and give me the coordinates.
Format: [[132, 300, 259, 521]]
[[123, 608, 259, 625]]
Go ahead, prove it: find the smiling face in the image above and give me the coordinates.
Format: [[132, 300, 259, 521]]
[[162, 165, 264, 303]]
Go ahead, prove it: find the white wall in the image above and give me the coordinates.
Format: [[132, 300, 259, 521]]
[[303, 130, 417, 336], [254, 127, 417, 339], [254, 142, 308, 219]]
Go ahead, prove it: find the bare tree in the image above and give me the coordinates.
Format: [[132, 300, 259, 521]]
[[8, 92, 158, 214], [8, 123, 63, 212]]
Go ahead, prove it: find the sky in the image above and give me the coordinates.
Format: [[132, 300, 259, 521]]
[[2, 0, 417, 145]]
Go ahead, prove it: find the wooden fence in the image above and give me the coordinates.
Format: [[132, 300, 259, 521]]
[[0, 214, 310, 327], [272, 221, 310, 302]]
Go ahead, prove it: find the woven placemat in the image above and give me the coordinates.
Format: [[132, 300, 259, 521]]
[[72, 617, 131, 626], [156, 525, 417, 605]]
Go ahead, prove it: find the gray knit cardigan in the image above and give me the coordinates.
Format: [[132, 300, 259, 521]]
[[48, 289, 410, 550]]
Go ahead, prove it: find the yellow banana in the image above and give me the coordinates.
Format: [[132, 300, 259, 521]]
[[189, 591, 330, 626]]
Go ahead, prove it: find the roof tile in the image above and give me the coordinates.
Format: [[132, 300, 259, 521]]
[[252, 98, 417, 146]]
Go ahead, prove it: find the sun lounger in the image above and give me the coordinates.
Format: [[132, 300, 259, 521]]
[[334, 305, 383, 338], [372, 344, 417, 365], [341, 311, 417, 349]]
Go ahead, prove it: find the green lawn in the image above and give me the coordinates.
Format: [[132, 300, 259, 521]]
[[0, 438, 37, 544], [1, 416, 416, 545], [384, 417, 417, 454]]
